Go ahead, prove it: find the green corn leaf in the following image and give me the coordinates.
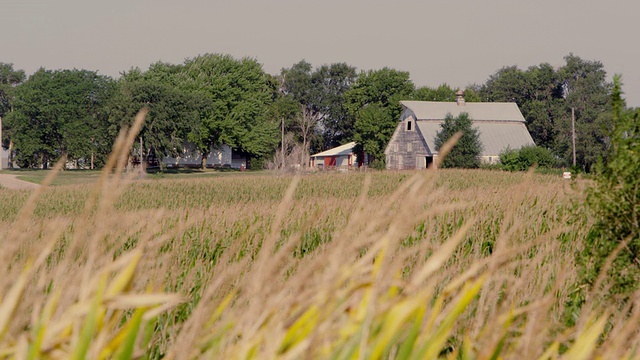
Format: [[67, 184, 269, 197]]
[[114, 308, 146, 360], [412, 276, 485, 360], [278, 306, 319, 354], [395, 305, 426, 360], [370, 297, 425, 360], [0, 266, 30, 344], [71, 275, 106, 360], [562, 315, 608, 360], [27, 290, 60, 360]]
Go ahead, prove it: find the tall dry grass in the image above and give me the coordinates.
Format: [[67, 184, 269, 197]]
[[1, 113, 639, 358]]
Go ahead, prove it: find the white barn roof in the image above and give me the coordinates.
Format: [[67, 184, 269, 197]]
[[401, 101, 526, 122], [416, 121, 535, 156], [400, 100, 535, 156], [311, 142, 356, 157]]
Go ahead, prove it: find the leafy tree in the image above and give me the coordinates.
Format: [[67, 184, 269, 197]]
[[581, 75, 640, 298], [480, 63, 564, 150], [351, 104, 392, 169], [280, 61, 319, 163], [480, 65, 530, 103], [346, 68, 415, 166], [263, 74, 302, 168], [108, 65, 206, 167], [311, 63, 357, 148], [557, 54, 612, 171], [280, 60, 357, 155], [0, 63, 25, 119], [0, 63, 26, 167], [181, 54, 278, 169], [6, 68, 114, 168], [413, 84, 481, 102], [499, 145, 556, 171], [109, 56, 279, 170], [478, 55, 613, 171], [434, 113, 482, 168]]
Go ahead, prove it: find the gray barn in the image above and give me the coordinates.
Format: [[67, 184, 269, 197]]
[[385, 93, 535, 170]]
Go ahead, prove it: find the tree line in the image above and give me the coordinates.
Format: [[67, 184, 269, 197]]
[[0, 53, 633, 170]]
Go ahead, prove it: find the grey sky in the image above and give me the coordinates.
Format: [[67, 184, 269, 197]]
[[3, 0, 640, 106]]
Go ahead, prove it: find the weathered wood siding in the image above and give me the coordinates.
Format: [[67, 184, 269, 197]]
[[385, 114, 430, 170]]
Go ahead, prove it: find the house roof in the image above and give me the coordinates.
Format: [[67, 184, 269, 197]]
[[401, 101, 526, 122], [416, 120, 535, 156], [311, 142, 356, 157]]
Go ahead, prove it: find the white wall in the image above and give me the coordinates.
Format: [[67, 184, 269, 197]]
[[162, 143, 237, 167], [311, 156, 324, 168], [1, 148, 9, 169], [480, 156, 500, 165]]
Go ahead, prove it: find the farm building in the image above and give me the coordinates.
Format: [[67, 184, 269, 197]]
[[385, 92, 535, 170], [310, 142, 358, 170], [162, 143, 247, 169]]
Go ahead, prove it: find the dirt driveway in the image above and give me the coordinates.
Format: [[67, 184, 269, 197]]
[[0, 173, 40, 190]]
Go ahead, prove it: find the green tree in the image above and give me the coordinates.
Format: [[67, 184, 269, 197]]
[[6, 68, 114, 168], [0, 63, 26, 167], [581, 75, 640, 298], [346, 68, 415, 167], [434, 113, 482, 168], [351, 104, 392, 169], [109, 56, 278, 170], [557, 54, 612, 171], [182, 54, 278, 169], [280, 60, 357, 154], [311, 63, 357, 148], [413, 84, 481, 102], [280, 60, 320, 162], [108, 65, 205, 167], [499, 145, 556, 171], [0, 63, 25, 119], [480, 64, 564, 150], [479, 55, 613, 171], [263, 73, 302, 168]]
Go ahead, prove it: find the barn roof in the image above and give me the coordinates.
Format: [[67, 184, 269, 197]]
[[416, 120, 535, 156], [311, 142, 356, 157], [401, 101, 526, 122]]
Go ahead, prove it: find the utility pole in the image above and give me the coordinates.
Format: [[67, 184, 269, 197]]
[[278, 74, 287, 170], [281, 117, 285, 169], [90, 137, 95, 170], [139, 136, 144, 173], [571, 107, 576, 167]]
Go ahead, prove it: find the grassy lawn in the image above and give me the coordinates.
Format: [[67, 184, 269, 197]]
[[2, 169, 103, 186], [2, 167, 265, 186]]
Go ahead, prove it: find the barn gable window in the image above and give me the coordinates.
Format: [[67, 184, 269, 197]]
[[406, 120, 412, 131]]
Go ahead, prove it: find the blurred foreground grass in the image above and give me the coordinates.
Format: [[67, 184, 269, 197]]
[[2, 153, 637, 359]]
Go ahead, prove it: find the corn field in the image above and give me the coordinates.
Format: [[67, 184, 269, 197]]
[[1, 116, 638, 359]]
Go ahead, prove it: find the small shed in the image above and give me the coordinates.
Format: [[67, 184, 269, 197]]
[[385, 92, 535, 170], [310, 142, 357, 169]]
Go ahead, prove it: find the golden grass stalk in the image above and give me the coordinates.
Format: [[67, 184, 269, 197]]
[[0, 111, 636, 359]]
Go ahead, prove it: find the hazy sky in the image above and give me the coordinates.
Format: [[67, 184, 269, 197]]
[[3, 0, 640, 106]]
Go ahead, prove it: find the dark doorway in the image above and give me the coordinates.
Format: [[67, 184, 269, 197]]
[[426, 156, 434, 168]]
